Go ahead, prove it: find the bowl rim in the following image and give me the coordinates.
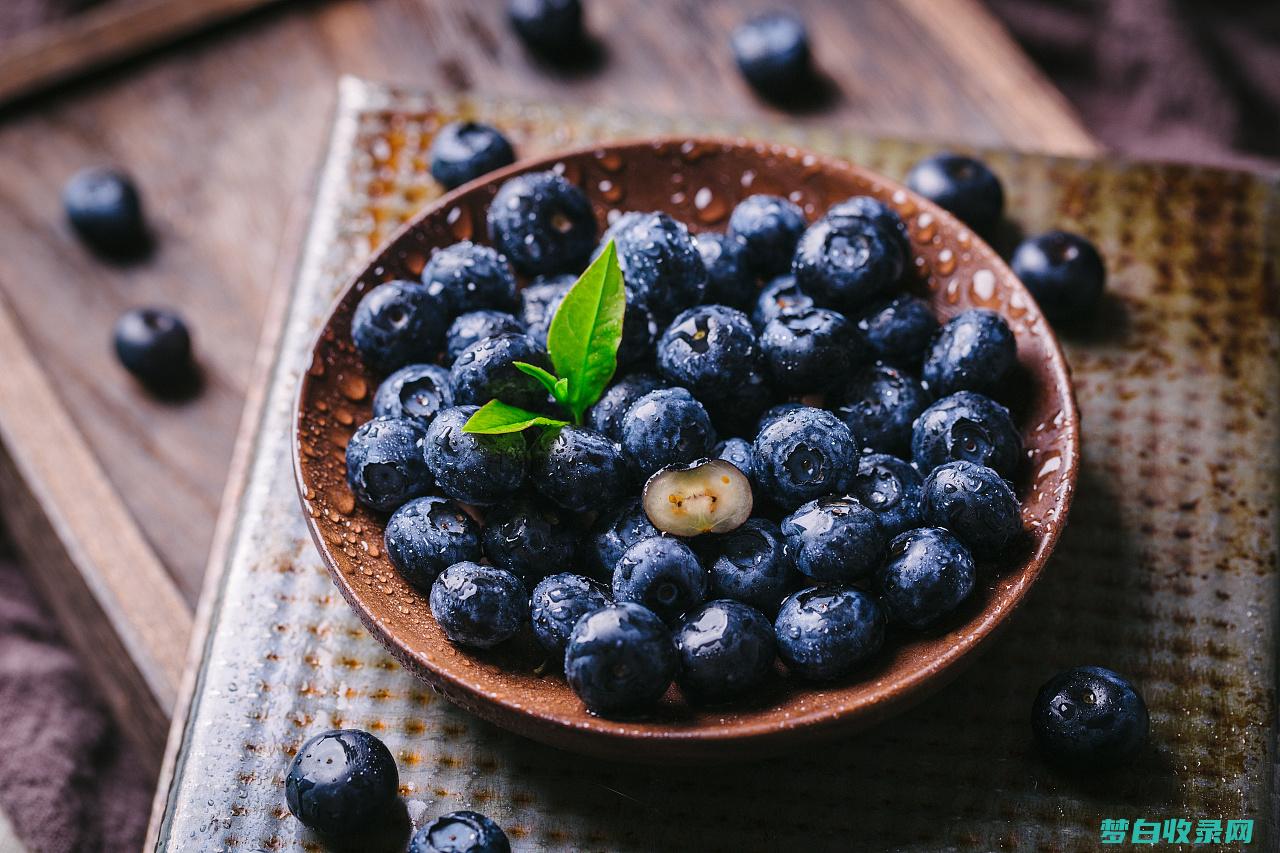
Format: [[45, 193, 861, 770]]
[[292, 134, 1081, 756]]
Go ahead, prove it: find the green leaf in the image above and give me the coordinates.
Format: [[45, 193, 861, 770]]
[[553, 377, 569, 401], [546, 240, 626, 424], [514, 361, 560, 397], [462, 399, 569, 434]]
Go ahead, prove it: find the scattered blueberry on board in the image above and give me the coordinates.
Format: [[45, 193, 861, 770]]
[[64, 167, 150, 259], [113, 306, 194, 392], [284, 729, 399, 836], [428, 122, 516, 191], [507, 0, 586, 56], [1011, 230, 1107, 325], [411, 810, 512, 853], [1032, 667, 1149, 769], [731, 11, 812, 98]]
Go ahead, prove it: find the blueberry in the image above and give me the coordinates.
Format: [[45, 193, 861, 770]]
[[422, 406, 526, 505], [727, 195, 806, 280], [428, 122, 516, 191], [705, 518, 794, 614], [529, 425, 630, 513], [588, 373, 664, 440], [385, 496, 481, 592], [878, 527, 975, 628], [781, 496, 886, 583], [529, 573, 610, 657], [613, 536, 708, 623], [1011, 230, 1107, 324], [617, 298, 660, 369], [429, 562, 527, 648], [583, 498, 653, 573], [1032, 667, 1149, 769], [752, 274, 813, 328], [792, 215, 904, 312], [607, 211, 707, 322], [675, 600, 776, 702], [351, 280, 447, 374], [345, 417, 434, 512], [619, 387, 716, 477], [849, 453, 923, 538], [411, 810, 511, 853], [833, 363, 930, 456], [113, 307, 193, 390], [521, 275, 575, 346], [373, 363, 453, 423], [696, 231, 755, 308], [905, 153, 1004, 234], [63, 167, 149, 258], [825, 196, 912, 263], [642, 458, 754, 537], [731, 12, 811, 97], [422, 241, 518, 318], [757, 402, 804, 434], [752, 406, 858, 509], [285, 729, 398, 836], [713, 437, 755, 482], [702, 368, 775, 438], [445, 311, 526, 364], [760, 306, 862, 392], [911, 390, 1022, 477], [507, 0, 584, 54], [774, 586, 885, 680], [922, 309, 1017, 398], [449, 333, 553, 412], [857, 294, 939, 368], [487, 171, 596, 276], [564, 602, 677, 715], [481, 498, 577, 582], [657, 305, 761, 398], [921, 460, 1022, 556]]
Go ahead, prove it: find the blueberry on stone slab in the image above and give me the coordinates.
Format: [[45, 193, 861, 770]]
[[752, 406, 858, 509], [64, 167, 150, 258], [607, 211, 708, 322], [642, 458, 753, 537], [878, 527, 975, 629], [480, 498, 578, 583], [588, 373, 665, 441], [849, 453, 923, 539], [911, 390, 1022, 478], [385, 496, 481, 592], [521, 274, 575, 346], [612, 536, 708, 623], [727, 194, 806, 280], [487, 171, 597, 276], [1011, 230, 1107, 325], [428, 122, 516, 191], [529, 425, 631, 513], [905, 152, 1005, 235], [372, 363, 453, 423], [921, 460, 1022, 557], [449, 332, 553, 413], [351, 280, 447, 374], [421, 241, 519, 317], [705, 517, 794, 614], [760, 306, 862, 392], [833, 363, 930, 457], [781, 496, 886, 583], [858, 294, 938, 368], [584, 498, 660, 581], [564, 602, 678, 715], [619, 387, 716, 477], [675, 600, 777, 702], [113, 307, 194, 390], [1032, 666, 1149, 769], [422, 406, 526, 506], [285, 729, 399, 836], [345, 417, 434, 512], [695, 231, 755, 309], [752, 274, 813, 328], [529, 573, 610, 657], [429, 562, 528, 648], [921, 309, 1017, 398], [774, 586, 885, 680], [657, 304, 761, 398], [824, 195, 912, 263], [445, 311, 526, 364]]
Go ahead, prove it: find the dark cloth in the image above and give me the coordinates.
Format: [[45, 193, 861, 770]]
[[988, 0, 1280, 169]]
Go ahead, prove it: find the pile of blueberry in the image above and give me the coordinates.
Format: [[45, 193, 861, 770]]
[[338, 143, 1093, 719]]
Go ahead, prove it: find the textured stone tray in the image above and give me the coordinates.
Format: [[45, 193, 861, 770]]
[[150, 77, 1279, 851]]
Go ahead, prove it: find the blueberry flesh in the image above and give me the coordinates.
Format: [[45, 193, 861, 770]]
[[285, 729, 398, 836], [731, 11, 811, 97], [385, 496, 481, 592], [657, 304, 761, 398], [825, 196, 912, 264], [727, 194, 806, 280], [113, 307, 193, 390], [705, 518, 794, 614], [911, 390, 1022, 478], [480, 498, 578, 582], [529, 573, 610, 657], [507, 0, 584, 55], [752, 274, 813, 328], [613, 536, 708, 623], [607, 211, 708, 323], [521, 275, 574, 346], [858, 294, 939, 368], [774, 586, 885, 680], [696, 232, 755, 309], [905, 153, 1004, 235], [445, 311, 526, 364], [373, 363, 453, 423], [850, 453, 923, 538], [792, 215, 904, 312], [487, 171, 596, 276], [833, 363, 930, 456], [351, 280, 447, 374], [620, 387, 716, 477], [422, 241, 518, 317], [345, 417, 434, 512], [752, 406, 858, 509], [529, 425, 630, 513], [878, 527, 975, 628], [781, 496, 886, 583], [922, 309, 1017, 398], [1011, 230, 1107, 325], [428, 122, 516, 191], [589, 373, 664, 441], [760, 306, 861, 392], [585, 498, 660, 581], [564, 602, 678, 715], [921, 460, 1022, 557], [63, 167, 149, 258], [449, 333, 553, 413], [422, 406, 526, 506], [429, 562, 528, 648], [1032, 666, 1149, 769], [676, 600, 776, 702]]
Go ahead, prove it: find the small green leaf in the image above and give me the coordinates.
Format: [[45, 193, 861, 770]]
[[462, 399, 569, 434], [514, 361, 560, 396], [553, 377, 569, 401], [546, 240, 626, 424]]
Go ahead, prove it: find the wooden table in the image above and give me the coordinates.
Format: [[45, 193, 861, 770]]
[[0, 0, 1098, 776]]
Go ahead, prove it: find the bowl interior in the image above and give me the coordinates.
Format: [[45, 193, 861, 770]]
[[294, 138, 1079, 760]]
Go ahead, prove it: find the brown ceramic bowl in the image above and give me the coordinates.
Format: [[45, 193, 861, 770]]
[[293, 137, 1079, 762]]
